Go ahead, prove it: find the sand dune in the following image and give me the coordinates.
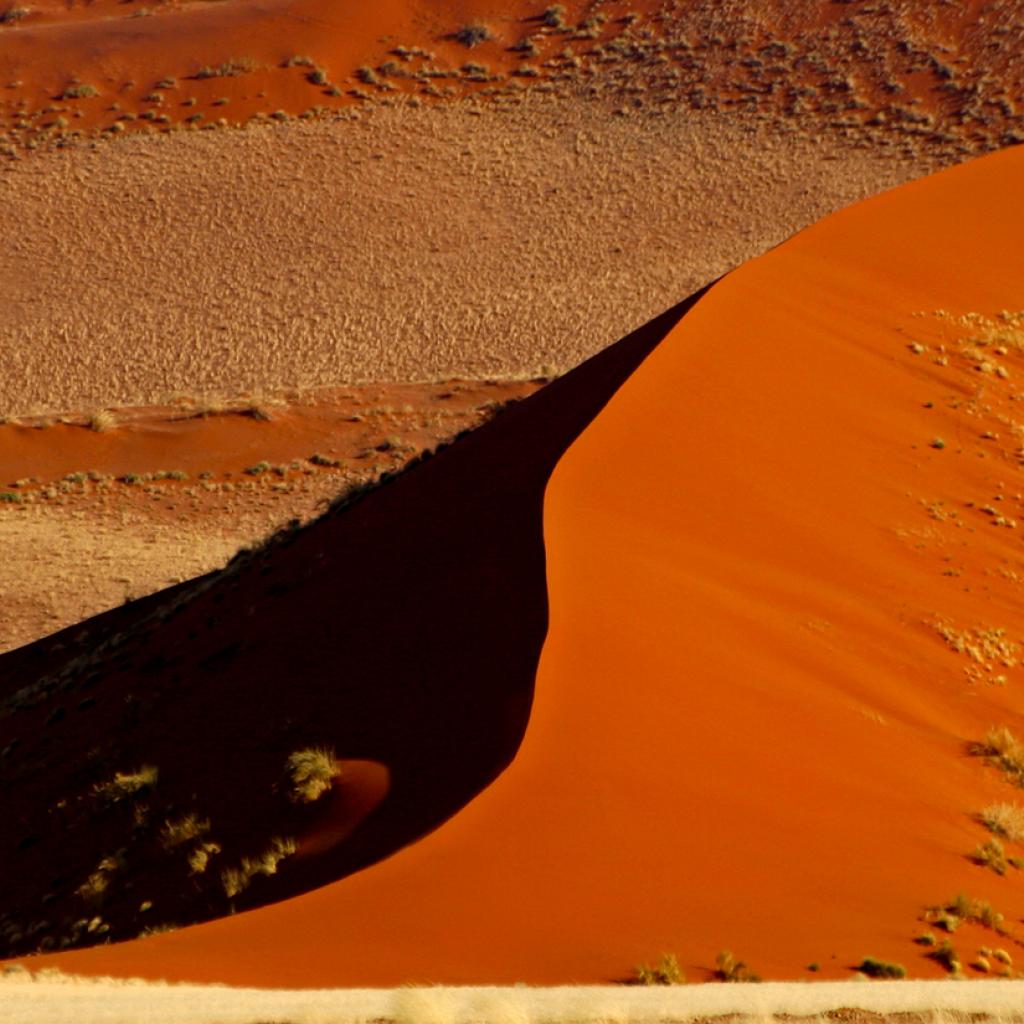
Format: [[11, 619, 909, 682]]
[[9, 143, 1024, 987]]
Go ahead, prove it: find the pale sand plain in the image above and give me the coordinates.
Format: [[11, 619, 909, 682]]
[[0, 95, 935, 417]]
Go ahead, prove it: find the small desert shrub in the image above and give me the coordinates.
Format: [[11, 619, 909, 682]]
[[0, 6, 30, 24], [0, 492, 22, 504], [914, 932, 936, 946], [973, 725, 1024, 785], [926, 893, 1005, 934], [245, 461, 271, 476], [93, 765, 158, 804], [971, 836, 1009, 874], [285, 747, 340, 803], [87, 409, 116, 432], [633, 953, 684, 985], [195, 58, 259, 79], [541, 5, 567, 28], [60, 83, 98, 99], [160, 814, 209, 849], [187, 840, 221, 875], [979, 802, 1024, 841], [455, 23, 492, 47], [715, 950, 760, 982], [857, 956, 906, 979], [309, 452, 341, 467], [308, 67, 328, 85], [221, 836, 296, 898], [926, 939, 962, 974], [284, 54, 315, 67], [154, 76, 177, 89]]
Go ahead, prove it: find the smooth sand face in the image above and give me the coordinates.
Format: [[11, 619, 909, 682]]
[[20, 144, 1024, 986]]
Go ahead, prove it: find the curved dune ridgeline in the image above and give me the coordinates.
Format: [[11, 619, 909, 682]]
[[12, 144, 1024, 988], [0, 292, 703, 962]]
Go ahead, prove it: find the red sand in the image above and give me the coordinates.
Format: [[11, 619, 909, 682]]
[[18, 145, 1024, 984]]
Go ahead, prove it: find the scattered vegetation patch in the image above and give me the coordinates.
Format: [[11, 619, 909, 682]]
[[925, 939, 962, 975], [194, 58, 260, 79], [59, 83, 98, 100], [160, 813, 209, 850], [0, 6, 30, 24], [285, 747, 340, 803], [970, 837, 1009, 875], [92, 765, 158, 805], [714, 950, 760, 982], [971, 726, 1024, 786], [633, 953, 684, 985], [924, 893, 1007, 936], [979, 802, 1024, 841], [221, 836, 296, 898], [455, 23, 492, 48], [87, 409, 116, 433], [856, 956, 906, 979]]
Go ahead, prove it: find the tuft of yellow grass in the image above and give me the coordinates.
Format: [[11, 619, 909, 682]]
[[285, 746, 340, 803], [87, 409, 117, 432], [979, 802, 1024, 841], [221, 836, 297, 898], [92, 765, 158, 803]]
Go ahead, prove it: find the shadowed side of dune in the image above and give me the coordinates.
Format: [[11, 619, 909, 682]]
[[0, 288, 708, 958]]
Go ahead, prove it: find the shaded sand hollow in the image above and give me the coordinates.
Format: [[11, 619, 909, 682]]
[[11, 144, 1024, 985]]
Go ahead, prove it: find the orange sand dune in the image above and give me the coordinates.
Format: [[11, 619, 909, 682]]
[[17, 144, 1024, 985]]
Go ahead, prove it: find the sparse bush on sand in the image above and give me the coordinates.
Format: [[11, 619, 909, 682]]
[[59, 82, 98, 99], [160, 813, 209, 850], [221, 836, 296, 898], [926, 939, 962, 974], [87, 409, 116, 432], [856, 956, 906, 979], [0, 6, 30, 24], [715, 950, 760, 982], [285, 747, 340, 803], [194, 58, 260, 79], [979, 802, 1024, 841], [455, 23, 492, 48], [972, 725, 1024, 786], [633, 952, 684, 985], [970, 836, 1009, 875], [92, 765, 158, 804]]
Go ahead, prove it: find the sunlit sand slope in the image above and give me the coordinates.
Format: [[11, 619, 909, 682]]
[[23, 143, 1024, 988]]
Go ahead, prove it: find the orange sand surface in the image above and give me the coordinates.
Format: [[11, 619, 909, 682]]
[[21, 145, 1024, 985]]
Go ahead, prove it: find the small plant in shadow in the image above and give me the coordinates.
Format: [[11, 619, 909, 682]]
[[454, 23, 492, 47], [632, 952, 684, 985], [925, 939, 962, 975], [92, 765, 158, 805], [285, 747, 340, 803], [221, 836, 296, 898], [856, 956, 906, 979], [970, 836, 1009, 875], [160, 813, 209, 850], [715, 950, 760, 982], [0, 6, 30, 24]]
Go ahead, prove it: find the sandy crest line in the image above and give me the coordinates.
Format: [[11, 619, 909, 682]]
[[3, 980, 1024, 1024]]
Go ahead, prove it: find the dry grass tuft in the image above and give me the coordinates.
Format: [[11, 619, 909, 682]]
[[87, 409, 116, 432], [972, 725, 1024, 786], [160, 813, 209, 850], [971, 837, 1009, 875], [285, 747, 340, 803], [92, 765, 158, 804], [221, 836, 296, 898], [715, 950, 760, 983], [633, 953, 684, 985], [979, 802, 1024, 841], [856, 956, 906, 979]]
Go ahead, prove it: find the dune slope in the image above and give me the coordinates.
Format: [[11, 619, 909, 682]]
[[0, 294, 701, 961], [15, 143, 1024, 987]]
